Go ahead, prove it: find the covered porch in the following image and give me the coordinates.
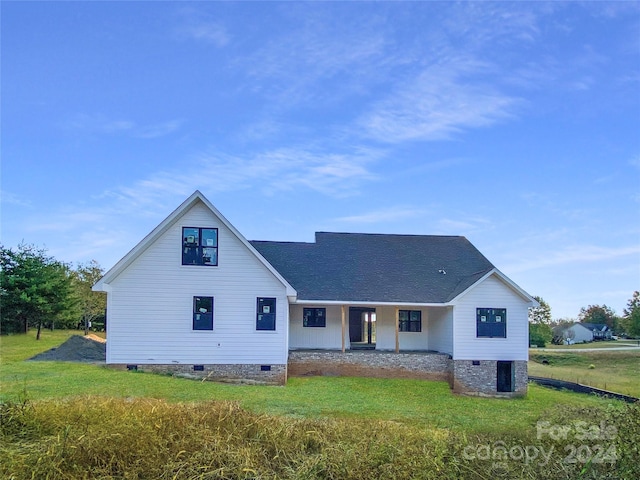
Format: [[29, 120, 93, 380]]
[[288, 303, 454, 355]]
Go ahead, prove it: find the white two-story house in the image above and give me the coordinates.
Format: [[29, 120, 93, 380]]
[[94, 191, 537, 396]]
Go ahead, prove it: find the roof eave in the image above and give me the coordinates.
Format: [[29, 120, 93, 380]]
[[291, 299, 452, 307], [449, 268, 538, 305]]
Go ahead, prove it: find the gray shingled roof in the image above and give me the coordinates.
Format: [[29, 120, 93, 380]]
[[581, 323, 611, 332], [250, 232, 495, 304]]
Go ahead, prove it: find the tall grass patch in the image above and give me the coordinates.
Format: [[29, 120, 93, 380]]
[[1, 397, 462, 479], [2, 397, 638, 479]]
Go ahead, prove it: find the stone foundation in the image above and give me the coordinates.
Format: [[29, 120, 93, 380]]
[[109, 363, 287, 385], [288, 350, 452, 381], [452, 360, 527, 397], [109, 355, 528, 396]]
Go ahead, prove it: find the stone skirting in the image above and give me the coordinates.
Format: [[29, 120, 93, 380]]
[[289, 351, 528, 397], [109, 363, 287, 385], [452, 360, 528, 397], [109, 355, 529, 396], [288, 350, 453, 382]]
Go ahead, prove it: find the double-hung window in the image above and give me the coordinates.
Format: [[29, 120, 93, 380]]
[[182, 227, 218, 266], [399, 310, 422, 332], [476, 308, 506, 338], [303, 308, 326, 327], [193, 296, 214, 330], [256, 297, 276, 331]]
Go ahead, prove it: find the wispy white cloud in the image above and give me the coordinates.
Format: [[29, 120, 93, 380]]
[[135, 120, 185, 139], [335, 206, 426, 224], [62, 114, 184, 139], [21, 142, 380, 244], [19, 144, 382, 264], [436, 216, 494, 235], [178, 21, 228, 46], [504, 244, 640, 274], [239, 11, 394, 107], [182, 22, 229, 47], [520, 192, 594, 221], [442, 2, 544, 46], [358, 59, 521, 143], [1, 190, 32, 208], [174, 7, 229, 46], [190, 147, 382, 198]]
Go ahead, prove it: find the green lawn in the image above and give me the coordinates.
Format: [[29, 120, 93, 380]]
[[529, 349, 640, 397], [0, 330, 625, 435], [536, 340, 640, 349], [2, 331, 639, 480]]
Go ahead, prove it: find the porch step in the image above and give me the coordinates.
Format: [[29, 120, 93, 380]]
[[350, 343, 376, 351]]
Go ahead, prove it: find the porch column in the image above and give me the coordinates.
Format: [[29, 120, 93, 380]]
[[395, 306, 400, 353], [341, 305, 346, 353]]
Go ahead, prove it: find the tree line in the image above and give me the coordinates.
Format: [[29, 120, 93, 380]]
[[0, 244, 106, 338], [528, 292, 640, 347]]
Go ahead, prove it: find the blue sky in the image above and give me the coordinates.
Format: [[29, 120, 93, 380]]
[[2, 1, 639, 319]]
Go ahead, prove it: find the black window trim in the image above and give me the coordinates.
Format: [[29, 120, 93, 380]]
[[182, 226, 219, 266], [398, 309, 422, 332], [193, 295, 214, 331], [476, 307, 507, 338], [303, 307, 327, 327], [256, 297, 277, 331]]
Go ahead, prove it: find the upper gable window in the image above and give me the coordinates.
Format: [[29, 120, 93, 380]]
[[476, 308, 506, 338], [182, 227, 218, 266]]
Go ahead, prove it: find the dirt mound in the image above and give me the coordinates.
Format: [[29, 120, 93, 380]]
[[29, 335, 106, 363]]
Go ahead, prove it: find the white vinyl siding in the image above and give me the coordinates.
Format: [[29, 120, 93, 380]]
[[105, 201, 289, 365], [288, 305, 451, 352], [370, 306, 430, 351], [451, 274, 529, 361], [425, 307, 453, 355], [289, 304, 344, 349]]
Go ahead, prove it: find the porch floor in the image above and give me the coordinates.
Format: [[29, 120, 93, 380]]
[[290, 348, 445, 355]]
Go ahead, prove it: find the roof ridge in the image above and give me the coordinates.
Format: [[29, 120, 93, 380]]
[[316, 231, 464, 237]]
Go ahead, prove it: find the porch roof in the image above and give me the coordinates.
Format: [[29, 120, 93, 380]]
[[251, 232, 494, 304]]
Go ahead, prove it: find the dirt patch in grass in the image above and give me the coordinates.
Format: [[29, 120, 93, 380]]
[[289, 361, 450, 381], [28, 335, 106, 363]]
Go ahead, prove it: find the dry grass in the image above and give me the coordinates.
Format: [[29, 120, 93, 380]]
[[1, 396, 462, 480], [83, 334, 106, 344], [3, 332, 640, 479], [1, 396, 639, 480]]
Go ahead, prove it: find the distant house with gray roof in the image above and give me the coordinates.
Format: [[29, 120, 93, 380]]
[[559, 322, 613, 344], [94, 191, 537, 397]]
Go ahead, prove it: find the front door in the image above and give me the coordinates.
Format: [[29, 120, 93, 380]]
[[497, 361, 514, 392], [349, 307, 376, 347]]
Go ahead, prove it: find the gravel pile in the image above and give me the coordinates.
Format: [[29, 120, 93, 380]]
[[29, 335, 106, 363]]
